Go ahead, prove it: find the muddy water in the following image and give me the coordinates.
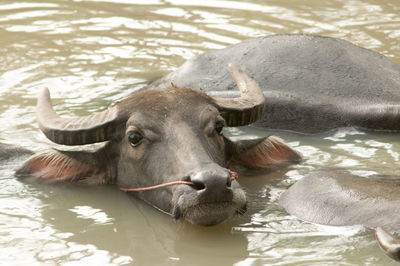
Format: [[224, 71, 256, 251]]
[[1, 0, 400, 265]]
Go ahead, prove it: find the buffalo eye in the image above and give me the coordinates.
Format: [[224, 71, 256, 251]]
[[215, 121, 224, 135], [128, 131, 144, 147]]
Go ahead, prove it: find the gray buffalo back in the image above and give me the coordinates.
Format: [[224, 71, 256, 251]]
[[153, 35, 400, 133]]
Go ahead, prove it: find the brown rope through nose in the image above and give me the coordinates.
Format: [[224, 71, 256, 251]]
[[119, 170, 239, 192]]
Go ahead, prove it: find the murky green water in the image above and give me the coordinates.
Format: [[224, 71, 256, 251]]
[[1, 0, 400, 265]]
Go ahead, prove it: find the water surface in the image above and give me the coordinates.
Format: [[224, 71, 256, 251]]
[[1, 0, 400, 265]]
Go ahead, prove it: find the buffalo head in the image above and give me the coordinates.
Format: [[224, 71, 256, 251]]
[[17, 65, 301, 226]]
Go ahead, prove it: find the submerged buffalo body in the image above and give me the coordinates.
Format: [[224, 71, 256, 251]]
[[279, 169, 400, 260], [280, 170, 400, 232], [16, 65, 301, 226], [153, 34, 400, 133]]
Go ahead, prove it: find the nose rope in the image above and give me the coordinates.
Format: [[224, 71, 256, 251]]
[[119, 170, 239, 192]]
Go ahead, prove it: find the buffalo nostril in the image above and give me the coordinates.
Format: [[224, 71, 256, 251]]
[[191, 180, 206, 191], [184, 175, 206, 190]]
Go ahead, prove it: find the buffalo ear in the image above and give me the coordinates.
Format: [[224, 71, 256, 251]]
[[226, 136, 302, 175], [15, 147, 113, 185]]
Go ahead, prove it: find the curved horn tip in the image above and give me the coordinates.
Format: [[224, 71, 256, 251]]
[[38, 87, 51, 100], [228, 64, 247, 86], [227, 63, 264, 98], [376, 227, 400, 261], [213, 64, 265, 127], [36, 88, 54, 116], [228, 63, 248, 78], [228, 63, 239, 73]]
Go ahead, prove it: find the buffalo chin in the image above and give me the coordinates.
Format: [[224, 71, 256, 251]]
[[173, 188, 247, 226], [183, 202, 238, 226]]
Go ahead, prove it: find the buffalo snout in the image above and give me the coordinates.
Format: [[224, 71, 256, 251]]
[[188, 166, 234, 202], [174, 164, 246, 226]]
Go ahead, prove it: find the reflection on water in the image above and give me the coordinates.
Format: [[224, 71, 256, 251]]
[[1, 0, 400, 264]]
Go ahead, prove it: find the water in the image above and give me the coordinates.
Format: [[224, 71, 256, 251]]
[[1, 0, 400, 265]]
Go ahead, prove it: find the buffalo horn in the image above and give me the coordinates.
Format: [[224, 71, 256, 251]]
[[376, 227, 400, 261], [37, 88, 120, 145], [214, 64, 265, 127]]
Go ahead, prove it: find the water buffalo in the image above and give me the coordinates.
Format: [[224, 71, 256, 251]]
[[16, 65, 301, 226], [152, 34, 400, 133], [279, 169, 400, 261]]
